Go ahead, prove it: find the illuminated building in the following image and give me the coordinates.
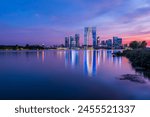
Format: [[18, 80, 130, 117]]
[[65, 37, 69, 48], [75, 34, 80, 47], [106, 39, 112, 47], [84, 27, 97, 47], [113, 37, 122, 48], [70, 36, 75, 48]]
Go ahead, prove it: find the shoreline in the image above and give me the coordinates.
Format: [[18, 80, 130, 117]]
[[113, 48, 150, 70], [0, 48, 124, 51]]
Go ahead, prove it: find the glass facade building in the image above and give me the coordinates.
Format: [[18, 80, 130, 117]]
[[84, 27, 97, 47], [65, 37, 69, 48], [75, 34, 80, 47], [113, 37, 122, 48]]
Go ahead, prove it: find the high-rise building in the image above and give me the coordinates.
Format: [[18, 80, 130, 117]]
[[92, 27, 97, 47], [75, 34, 80, 47], [106, 39, 112, 47], [97, 36, 100, 46], [65, 37, 69, 48], [117, 38, 122, 45], [113, 37, 122, 48], [70, 36, 75, 48], [113, 37, 118, 45], [101, 40, 106, 45], [84, 27, 97, 47]]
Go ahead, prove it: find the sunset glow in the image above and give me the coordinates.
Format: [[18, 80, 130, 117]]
[[0, 0, 150, 45]]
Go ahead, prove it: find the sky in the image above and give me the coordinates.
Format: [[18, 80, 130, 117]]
[[0, 0, 150, 46]]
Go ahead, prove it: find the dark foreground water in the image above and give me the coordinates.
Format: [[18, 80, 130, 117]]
[[0, 50, 150, 100]]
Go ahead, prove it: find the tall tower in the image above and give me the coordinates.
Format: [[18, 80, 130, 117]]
[[92, 27, 97, 47], [84, 27, 89, 46], [84, 27, 97, 47], [75, 34, 80, 47], [70, 36, 76, 48], [65, 37, 69, 48]]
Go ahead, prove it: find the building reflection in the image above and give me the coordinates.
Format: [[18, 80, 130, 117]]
[[84, 50, 100, 77], [65, 51, 69, 66], [36, 50, 45, 63], [112, 50, 122, 67], [100, 50, 106, 63], [64, 49, 122, 77], [96, 51, 100, 65], [65, 50, 79, 68], [106, 50, 113, 62], [105, 50, 122, 67], [42, 51, 45, 63], [112, 56, 122, 67], [37, 51, 40, 59]]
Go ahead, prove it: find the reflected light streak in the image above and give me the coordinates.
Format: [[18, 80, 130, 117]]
[[42, 51, 45, 63]]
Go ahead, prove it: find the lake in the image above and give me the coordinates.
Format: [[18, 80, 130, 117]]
[[0, 50, 150, 100]]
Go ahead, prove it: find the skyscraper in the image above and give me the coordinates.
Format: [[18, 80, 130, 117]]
[[65, 37, 69, 48], [106, 39, 112, 47], [84, 27, 97, 47], [70, 36, 75, 48], [113, 37, 118, 45], [113, 37, 122, 48], [117, 38, 122, 45], [75, 34, 80, 47], [97, 36, 100, 46], [92, 27, 97, 47]]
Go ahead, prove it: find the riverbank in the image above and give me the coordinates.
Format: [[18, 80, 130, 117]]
[[0, 45, 124, 50], [114, 49, 150, 70]]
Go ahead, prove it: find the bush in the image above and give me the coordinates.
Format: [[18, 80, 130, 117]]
[[123, 49, 150, 69]]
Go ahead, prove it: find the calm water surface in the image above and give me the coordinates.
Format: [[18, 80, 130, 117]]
[[0, 50, 150, 100]]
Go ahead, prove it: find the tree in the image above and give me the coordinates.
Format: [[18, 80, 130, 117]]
[[129, 41, 147, 49], [129, 41, 139, 49], [140, 41, 147, 48]]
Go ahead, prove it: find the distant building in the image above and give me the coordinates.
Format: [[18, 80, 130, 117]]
[[97, 36, 100, 46], [65, 37, 69, 48], [118, 38, 122, 45], [101, 40, 106, 45], [70, 36, 75, 48], [75, 34, 80, 47], [113, 37, 122, 48], [106, 39, 112, 47]]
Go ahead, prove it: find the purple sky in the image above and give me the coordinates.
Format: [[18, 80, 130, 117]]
[[0, 0, 150, 45]]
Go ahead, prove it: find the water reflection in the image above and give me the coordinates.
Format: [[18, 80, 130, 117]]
[[37, 51, 40, 59], [65, 51, 69, 66], [36, 50, 45, 63], [64, 50, 123, 77], [113, 56, 122, 67], [70, 50, 79, 68], [106, 50, 113, 62], [1, 50, 150, 99], [105, 50, 122, 66], [84, 50, 97, 77], [100, 50, 106, 63], [42, 51, 45, 63], [65, 50, 79, 68]]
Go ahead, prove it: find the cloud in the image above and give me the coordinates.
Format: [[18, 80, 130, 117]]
[[0, 0, 150, 45]]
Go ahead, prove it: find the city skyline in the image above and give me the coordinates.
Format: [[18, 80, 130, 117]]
[[0, 0, 150, 46]]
